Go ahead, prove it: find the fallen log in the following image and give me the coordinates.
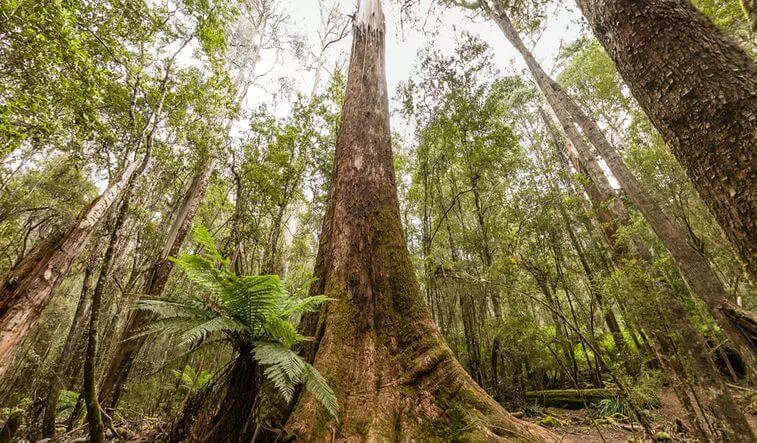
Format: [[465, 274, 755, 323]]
[[526, 388, 618, 408]]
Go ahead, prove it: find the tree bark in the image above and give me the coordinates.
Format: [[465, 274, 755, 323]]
[[83, 253, 106, 443], [0, 160, 140, 378], [285, 2, 553, 440], [98, 159, 214, 409], [575, 0, 757, 281]]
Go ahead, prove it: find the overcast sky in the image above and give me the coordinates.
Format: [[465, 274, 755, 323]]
[[250, 0, 585, 120]]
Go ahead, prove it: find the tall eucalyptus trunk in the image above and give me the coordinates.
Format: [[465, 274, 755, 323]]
[[575, 0, 757, 280], [285, 1, 554, 440]]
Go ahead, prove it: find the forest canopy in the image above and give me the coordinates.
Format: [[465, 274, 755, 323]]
[[1, 0, 756, 441]]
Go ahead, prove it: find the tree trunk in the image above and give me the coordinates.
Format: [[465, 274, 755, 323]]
[[575, 0, 757, 280], [83, 253, 106, 443], [0, 160, 140, 377], [40, 252, 96, 437], [98, 159, 214, 409], [285, 1, 554, 440], [487, 2, 756, 374], [744, 0, 757, 30]]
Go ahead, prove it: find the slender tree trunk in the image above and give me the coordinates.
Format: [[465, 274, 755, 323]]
[[575, 0, 757, 280], [0, 160, 140, 377], [286, 1, 553, 440], [83, 257, 106, 443], [40, 252, 96, 437], [99, 159, 214, 409]]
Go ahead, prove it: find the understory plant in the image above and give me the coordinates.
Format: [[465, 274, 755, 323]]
[[135, 226, 336, 441]]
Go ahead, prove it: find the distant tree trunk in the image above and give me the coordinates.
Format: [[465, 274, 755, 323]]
[[98, 159, 214, 409], [575, 0, 757, 280], [83, 254, 106, 443], [0, 160, 140, 378], [286, 2, 554, 439], [40, 252, 96, 437]]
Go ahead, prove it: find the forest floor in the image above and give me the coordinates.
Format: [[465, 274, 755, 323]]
[[527, 387, 757, 442], [22, 388, 757, 441]]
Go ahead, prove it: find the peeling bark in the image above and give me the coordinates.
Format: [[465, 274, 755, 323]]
[[286, 2, 554, 440]]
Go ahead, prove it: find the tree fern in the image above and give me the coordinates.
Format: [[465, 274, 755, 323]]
[[136, 225, 337, 418]]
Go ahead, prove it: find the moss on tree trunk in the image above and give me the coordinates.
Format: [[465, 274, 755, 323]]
[[285, 1, 555, 440]]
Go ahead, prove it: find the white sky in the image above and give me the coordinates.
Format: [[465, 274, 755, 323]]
[[250, 0, 585, 124]]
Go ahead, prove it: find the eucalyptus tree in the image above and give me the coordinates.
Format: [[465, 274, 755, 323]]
[[574, 0, 757, 281], [285, 1, 552, 439]]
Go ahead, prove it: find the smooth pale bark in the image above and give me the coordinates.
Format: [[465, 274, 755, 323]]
[[575, 0, 757, 280], [99, 160, 214, 409], [0, 160, 140, 377], [286, 1, 553, 440]]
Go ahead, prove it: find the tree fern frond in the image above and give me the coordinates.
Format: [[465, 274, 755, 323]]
[[127, 317, 208, 341], [135, 298, 215, 320], [303, 362, 339, 419], [192, 224, 223, 262], [178, 315, 248, 346], [280, 295, 331, 317], [170, 254, 226, 295], [253, 342, 338, 418], [263, 316, 304, 347]]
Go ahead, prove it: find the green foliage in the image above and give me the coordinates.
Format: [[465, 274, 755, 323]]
[[172, 365, 213, 394], [137, 225, 337, 417]]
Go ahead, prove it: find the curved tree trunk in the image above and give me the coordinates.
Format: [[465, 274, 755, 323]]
[[285, 1, 554, 440], [575, 0, 757, 281], [0, 160, 140, 378]]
